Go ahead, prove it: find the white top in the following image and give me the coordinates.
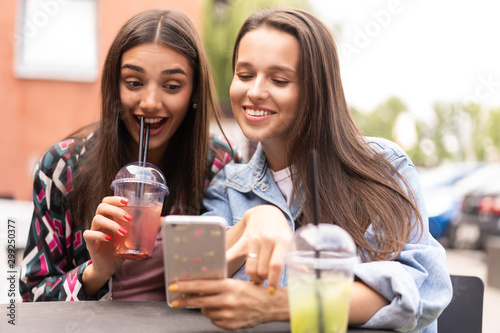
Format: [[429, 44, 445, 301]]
[[271, 167, 294, 207]]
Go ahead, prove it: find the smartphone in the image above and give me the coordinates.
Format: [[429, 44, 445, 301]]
[[162, 215, 227, 306]]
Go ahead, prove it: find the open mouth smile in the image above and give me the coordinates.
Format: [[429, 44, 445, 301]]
[[135, 116, 167, 130], [244, 107, 276, 117]]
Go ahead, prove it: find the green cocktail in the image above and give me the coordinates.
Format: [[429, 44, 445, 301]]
[[286, 224, 358, 333], [288, 267, 351, 333]]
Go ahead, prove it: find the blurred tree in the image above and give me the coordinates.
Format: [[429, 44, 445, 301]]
[[462, 103, 483, 161], [202, 0, 311, 110], [351, 98, 500, 166], [426, 102, 500, 164], [478, 106, 500, 162], [412, 102, 499, 165], [350, 106, 370, 134], [429, 102, 460, 163], [405, 121, 427, 166], [487, 108, 500, 151], [351, 96, 407, 142]]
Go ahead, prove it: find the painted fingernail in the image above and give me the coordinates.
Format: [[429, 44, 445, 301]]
[[168, 284, 179, 292], [120, 198, 129, 205], [119, 227, 128, 235], [105, 235, 112, 241], [268, 287, 276, 295], [171, 300, 179, 308], [123, 213, 132, 221]]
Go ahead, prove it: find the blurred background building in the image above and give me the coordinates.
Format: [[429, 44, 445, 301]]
[[0, 0, 204, 201]]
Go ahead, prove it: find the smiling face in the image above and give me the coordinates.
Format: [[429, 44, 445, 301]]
[[119, 43, 194, 162], [230, 27, 300, 162]]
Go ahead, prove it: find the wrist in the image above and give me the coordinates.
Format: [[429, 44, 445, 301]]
[[225, 220, 246, 250], [348, 281, 389, 325], [264, 287, 290, 323], [82, 262, 112, 298]]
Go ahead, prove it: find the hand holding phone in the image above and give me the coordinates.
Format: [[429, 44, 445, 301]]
[[162, 215, 227, 306]]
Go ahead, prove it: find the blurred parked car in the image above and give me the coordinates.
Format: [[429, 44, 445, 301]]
[[418, 162, 485, 239], [447, 164, 500, 250]]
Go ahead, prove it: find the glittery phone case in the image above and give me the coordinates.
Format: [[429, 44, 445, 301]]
[[162, 215, 227, 306]]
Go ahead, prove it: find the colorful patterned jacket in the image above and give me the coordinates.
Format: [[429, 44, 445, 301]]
[[20, 132, 241, 301]]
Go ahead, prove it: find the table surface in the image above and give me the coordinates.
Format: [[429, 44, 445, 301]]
[[0, 301, 396, 333], [1, 301, 395, 332]]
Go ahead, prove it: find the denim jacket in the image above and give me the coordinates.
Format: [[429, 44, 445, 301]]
[[203, 137, 452, 332]]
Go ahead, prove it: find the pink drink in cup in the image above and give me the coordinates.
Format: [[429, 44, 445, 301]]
[[111, 162, 169, 260]]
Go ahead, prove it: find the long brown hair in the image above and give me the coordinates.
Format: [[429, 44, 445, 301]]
[[69, 9, 225, 228], [232, 8, 423, 261]]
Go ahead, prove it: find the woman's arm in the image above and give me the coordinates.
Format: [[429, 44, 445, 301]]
[[168, 278, 388, 330], [169, 279, 289, 330], [82, 196, 132, 298], [20, 149, 111, 301], [224, 220, 247, 276], [349, 281, 390, 325], [355, 138, 453, 331]]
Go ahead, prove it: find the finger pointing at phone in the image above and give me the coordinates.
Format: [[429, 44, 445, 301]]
[[225, 205, 293, 293]]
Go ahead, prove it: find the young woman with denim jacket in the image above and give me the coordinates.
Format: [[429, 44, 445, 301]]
[[168, 8, 452, 332]]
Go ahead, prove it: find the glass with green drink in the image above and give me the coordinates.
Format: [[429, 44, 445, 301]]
[[286, 224, 359, 333]]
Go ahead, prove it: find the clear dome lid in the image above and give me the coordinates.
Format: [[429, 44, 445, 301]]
[[110, 162, 169, 195], [289, 224, 359, 267]]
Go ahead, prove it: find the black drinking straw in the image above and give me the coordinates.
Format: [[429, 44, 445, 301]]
[[138, 117, 145, 163], [143, 123, 150, 164], [137, 117, 150, 197], [308, 149, 324, 333], [309, 149, 321, 229], [135, 117, 150, 254]]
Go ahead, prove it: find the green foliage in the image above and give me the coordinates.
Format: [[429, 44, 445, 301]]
[[351, 97, 500, 166], [351, 96, 407, 142], [487, 108, 500, 148]]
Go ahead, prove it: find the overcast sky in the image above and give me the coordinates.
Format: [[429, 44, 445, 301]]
[[310, 0, 500, 120]]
